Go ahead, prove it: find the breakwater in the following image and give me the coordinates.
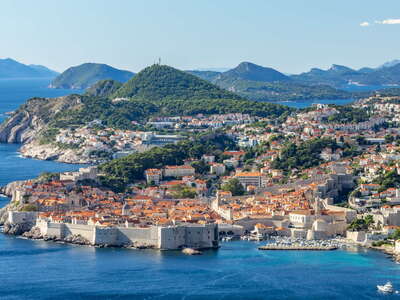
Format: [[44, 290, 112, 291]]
[[259, 245, 337, 251]]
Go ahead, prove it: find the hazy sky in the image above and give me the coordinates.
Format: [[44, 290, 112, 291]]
[[1, 0, 399, 74]]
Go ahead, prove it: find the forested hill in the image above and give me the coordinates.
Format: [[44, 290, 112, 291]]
[[50, 63, 134, 90], [112, 64, 243, 100], [214, 62, 290, 83], [84, 79, 123, 97]]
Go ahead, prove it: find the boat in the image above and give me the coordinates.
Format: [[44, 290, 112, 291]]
[[182, 248, 202, 255], [377, 282, 394, 293]]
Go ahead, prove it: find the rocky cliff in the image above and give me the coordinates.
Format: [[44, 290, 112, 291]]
[[0, 95, 82, 143], [20, 141, 91, 164]]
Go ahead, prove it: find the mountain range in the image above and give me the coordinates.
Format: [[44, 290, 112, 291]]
[[186, 60, 400, 101], [291, 63, 400, 87], [0, 58, 58, 78], [3, 57, 400, 102], [187, 62, 350, 101]]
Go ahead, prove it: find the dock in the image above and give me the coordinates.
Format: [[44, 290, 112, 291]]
[[258, 245, 337, 251]]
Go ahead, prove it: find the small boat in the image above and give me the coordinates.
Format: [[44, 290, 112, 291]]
[[377, 282, 394, 293], [182, 248, 202, 255]]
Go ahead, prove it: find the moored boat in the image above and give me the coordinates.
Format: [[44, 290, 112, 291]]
[[377, 282, 394, 293]]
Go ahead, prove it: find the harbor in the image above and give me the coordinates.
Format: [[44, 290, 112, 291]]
[[257, 237, 344, 251], [259, 245, 337, 251]]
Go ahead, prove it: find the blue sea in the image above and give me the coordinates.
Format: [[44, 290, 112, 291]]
[[275, 98, 354, 109], [0, 79, 400, 299]]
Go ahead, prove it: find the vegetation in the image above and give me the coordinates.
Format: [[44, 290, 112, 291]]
[[324, 105, 370, 124], [389, 228, 400, 240], [348, 215, 374, 231], [39, 128, 60, 145], [171, 185, 197, 199], [20, 204, 37, 212], [373, 170, 400, 192], [48, 93, 293, 132], [38, 172, 60, 183], [213, 78, 351, 102], [221, 178, 245, 196], [372, 240, 392, 247], [271, 138, 339, 172], [99, 133, 236, 192], [85, 79, 123, 97], [113, 64, 242, 101]]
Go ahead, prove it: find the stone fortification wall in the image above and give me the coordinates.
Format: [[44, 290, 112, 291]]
[[8, 211, 37, 224], [117, 227, 158, 247], [64, 224, 96, 242], [30, 217, 218, 250]]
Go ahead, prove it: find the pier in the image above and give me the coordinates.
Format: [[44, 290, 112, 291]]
[[258, 245, 337, 251]]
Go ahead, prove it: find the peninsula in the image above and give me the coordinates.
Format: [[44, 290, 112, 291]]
[[2, 64, 400, 254]]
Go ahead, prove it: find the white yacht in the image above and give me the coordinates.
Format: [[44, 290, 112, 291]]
[[377, 282, 394, 293]]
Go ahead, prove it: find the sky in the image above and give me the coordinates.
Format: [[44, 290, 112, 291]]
[[0, 0, 399, 74]]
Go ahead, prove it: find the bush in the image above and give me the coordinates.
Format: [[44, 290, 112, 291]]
[[20, 204, 37, 212]]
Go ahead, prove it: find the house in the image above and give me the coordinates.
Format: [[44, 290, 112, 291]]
[[235, 172, 262, 188], [145, 169, 163, 185], [210, 163, 226, 176], [163, 165, 195, 178]]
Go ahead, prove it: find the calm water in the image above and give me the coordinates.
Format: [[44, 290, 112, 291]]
[[0, 78, 82, 123], [274, 98, 354, 109], [0, 79, 399, 299], [0, 238, 399, 299]]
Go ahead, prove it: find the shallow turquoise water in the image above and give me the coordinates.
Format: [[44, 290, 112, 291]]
[[0, 79, 399, 299]]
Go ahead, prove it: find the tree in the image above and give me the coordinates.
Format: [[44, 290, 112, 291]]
[[389, 228, 400, 240], [364, 215, 374, 228], [356, 136, 366, 145], [221, 178, 245, 196], [385, 134, 395, 144], [191, 160, 209, 175], [348, 215, 374, 231]]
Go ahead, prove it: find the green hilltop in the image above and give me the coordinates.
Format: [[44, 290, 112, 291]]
[[20, 64, 294, 140], [85, 79, 123, 97], [112, 64, 243, 100]]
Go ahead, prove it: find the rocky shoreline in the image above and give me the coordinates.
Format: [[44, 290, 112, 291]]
[[2, 225, 156, 250], [20, 141, 93, 164], [366, 244, 400, 263]]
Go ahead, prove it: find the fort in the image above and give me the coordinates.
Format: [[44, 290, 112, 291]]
[[7, 211, 219, 250]]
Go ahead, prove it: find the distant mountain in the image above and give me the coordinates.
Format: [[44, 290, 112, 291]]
[[214, 62, 290, 84], [0, 58, 59, 79], [291, 64, 361, 87], [358, 63, 400, 85], [28, 64, 59, 77], [186, 62, 349, 102], [50, 63, 134, 89], [84, 79, 123, 97], [185, 70, 221, 82], [379, 59, 400, 69], [291, 62, 400, 87], [113, 64, 242, 100]]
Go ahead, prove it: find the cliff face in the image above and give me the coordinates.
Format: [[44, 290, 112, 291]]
[[20, 141, 91, 164], [0, 95, 82, 143]]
